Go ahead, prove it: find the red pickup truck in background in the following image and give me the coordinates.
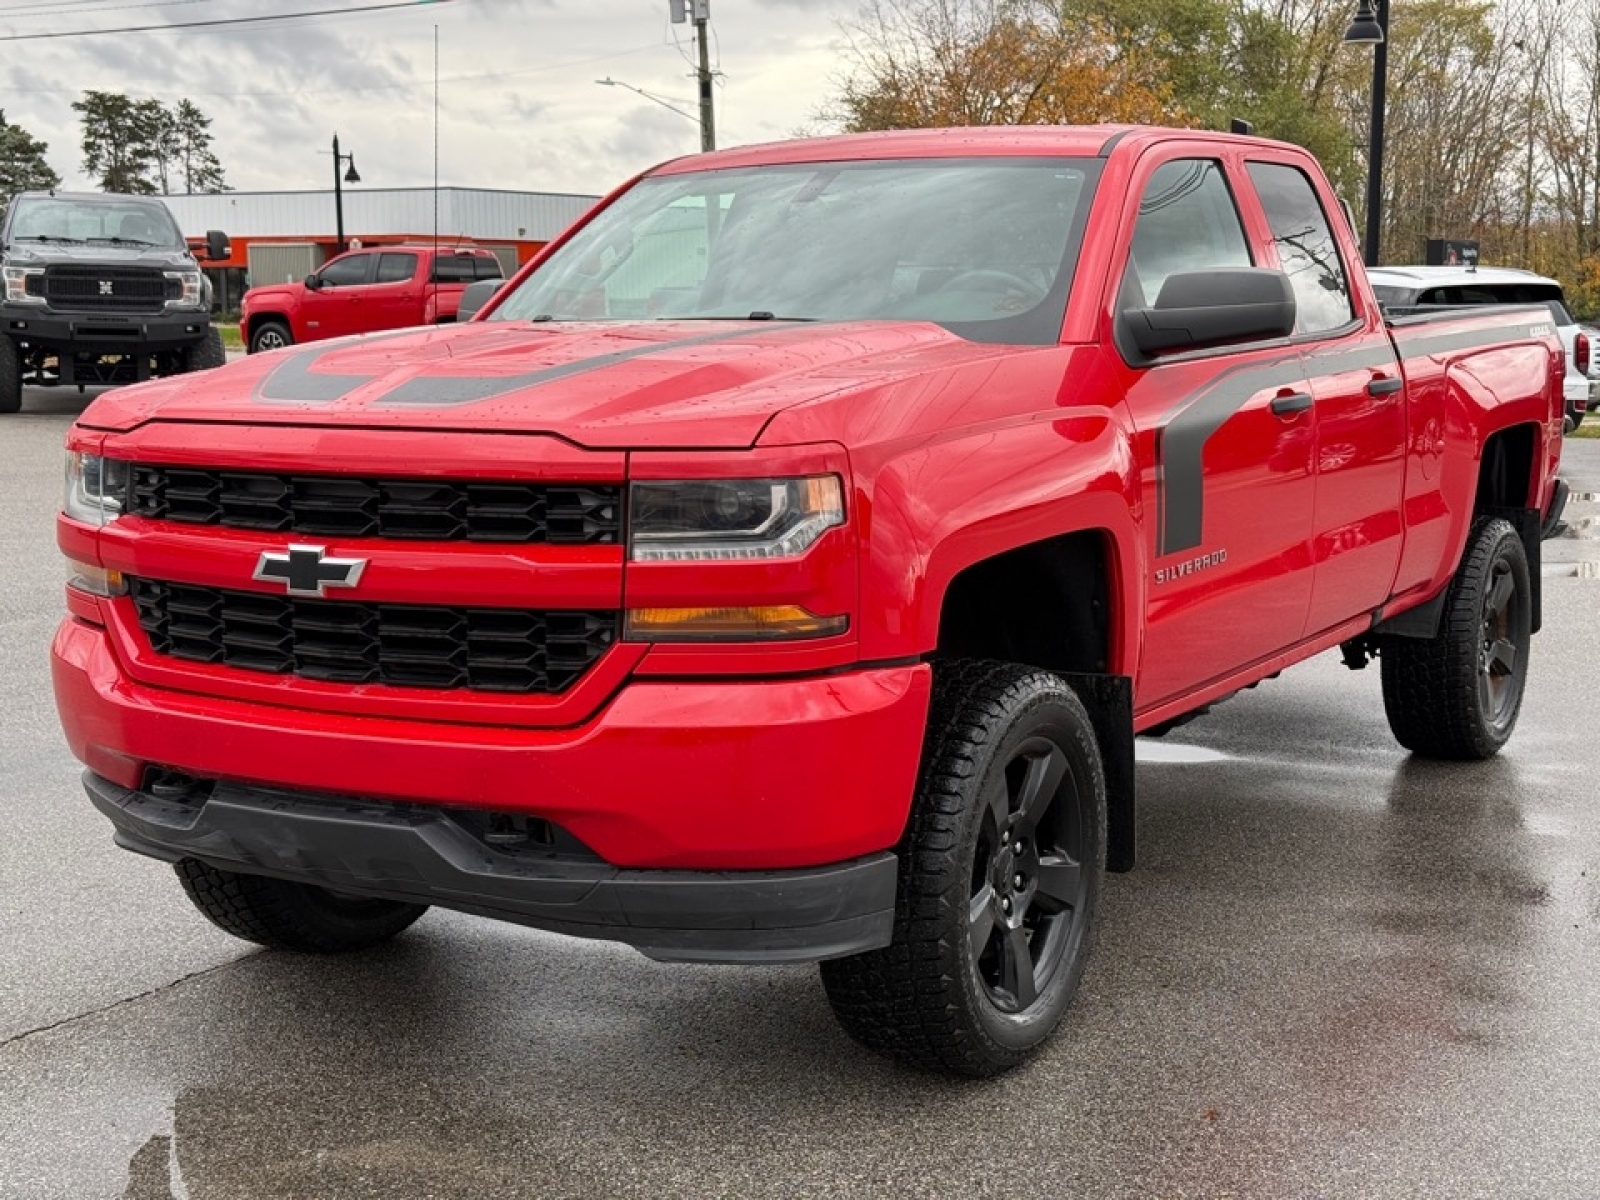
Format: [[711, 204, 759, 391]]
[[54, 126, 1566, 1077], [239, 244, 503, 353]]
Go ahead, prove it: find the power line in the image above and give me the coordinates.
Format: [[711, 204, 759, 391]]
[[0, 0, 211, 20], [0, 41, 664, 98], [0, 0, 461, 41]]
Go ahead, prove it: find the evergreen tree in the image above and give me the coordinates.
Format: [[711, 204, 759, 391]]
[[0, 110, 60, 223], [172, 99, 228, 194], [72, 90, 162, 193]]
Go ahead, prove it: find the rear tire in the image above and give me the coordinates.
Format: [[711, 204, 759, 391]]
[[821, 660, 1106, 1077], [1380, 517, 1531, 760], [175, 859, 428, 952], [247, 320, 292, 354], [0, 336, 21, 414], [185, 327, 226, 372]]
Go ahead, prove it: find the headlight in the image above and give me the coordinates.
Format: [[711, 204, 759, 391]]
[[628, 476, 845, 562], [3, 265, 45, 304], [165, 269, 206, 310], [63, 452, 129, 526]]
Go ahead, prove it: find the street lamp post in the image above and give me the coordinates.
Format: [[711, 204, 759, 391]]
[[1344, 0, 1389, 267], [595, 78, 698, 125], [330, 134, 362, 256], [595, 76, 713, 150]]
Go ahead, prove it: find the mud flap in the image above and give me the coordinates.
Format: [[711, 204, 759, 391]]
[[1060, 672, 1135, 873]]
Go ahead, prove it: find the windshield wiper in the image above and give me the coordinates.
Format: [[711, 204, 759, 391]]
[[675, 312, 818, 322], [14, 234, 83, 244], [87, 236, 156, 247]]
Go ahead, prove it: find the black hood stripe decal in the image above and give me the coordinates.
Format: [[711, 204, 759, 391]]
[[250, 325, 801, 409]]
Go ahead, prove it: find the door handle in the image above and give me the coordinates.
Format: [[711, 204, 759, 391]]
[[1270, 391, 1314, 416], [1367, 376, 1404, 396]]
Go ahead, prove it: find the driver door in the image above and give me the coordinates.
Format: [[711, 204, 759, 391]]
[[1116, 153, 1319, 709], [301, 251, 373, 341]]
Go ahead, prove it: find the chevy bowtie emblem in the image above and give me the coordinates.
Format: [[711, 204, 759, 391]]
[[253, 544, 367, 597]]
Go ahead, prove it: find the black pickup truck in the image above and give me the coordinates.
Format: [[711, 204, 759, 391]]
[[0, 191, 230, 414]]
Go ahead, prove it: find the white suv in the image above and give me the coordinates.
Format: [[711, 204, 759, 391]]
[[1367, 265, 1592, 432]]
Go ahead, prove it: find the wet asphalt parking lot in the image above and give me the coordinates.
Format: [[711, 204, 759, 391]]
[[3, 383, 1599, 1199]]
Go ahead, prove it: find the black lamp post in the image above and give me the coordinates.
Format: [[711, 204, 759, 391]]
[[331, 134, 362, 255], [1344, 0, 1388, 267]]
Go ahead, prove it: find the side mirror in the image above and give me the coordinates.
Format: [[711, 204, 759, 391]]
[[200, 230, 230, 261], [457, 278, 504, 322], [304, 274, 322, 290], [1126, 268, 1296, 356]]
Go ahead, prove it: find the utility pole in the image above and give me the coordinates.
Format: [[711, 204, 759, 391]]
[[670, 0, 715, 151]]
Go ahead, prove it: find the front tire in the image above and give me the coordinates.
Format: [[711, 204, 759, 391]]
[[1380, 517, 1532, 760], [821, 661, 1106, 1076], [0, 336, 21, 414], [185, 327, 226, 372], [247, 319, 293, 354], [175, 859, 428, 952]]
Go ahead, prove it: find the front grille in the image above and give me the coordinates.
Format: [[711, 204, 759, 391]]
[[130, 578, 617, 694], [129, 466, 621, 545], [41, 266, 171, 313]]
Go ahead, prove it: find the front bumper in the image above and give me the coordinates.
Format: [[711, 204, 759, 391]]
[[53, 615, 931, 871], [84, 772, 898, 964], [2, 305, 210, 355]]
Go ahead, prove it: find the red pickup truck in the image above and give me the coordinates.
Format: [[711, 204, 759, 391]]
[[239, 244, 503, 353], [54, 127, 1566, 1077]]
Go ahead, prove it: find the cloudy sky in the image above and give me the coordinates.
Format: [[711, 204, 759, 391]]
[[0, 0, 866, 201]]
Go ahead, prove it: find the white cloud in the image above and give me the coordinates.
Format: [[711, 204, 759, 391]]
[[0, 0, 865, 199]]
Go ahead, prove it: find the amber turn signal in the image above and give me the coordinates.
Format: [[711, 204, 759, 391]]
[[624, 605, 848, 642]]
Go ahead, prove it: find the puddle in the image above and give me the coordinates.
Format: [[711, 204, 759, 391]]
[[1134, 740, 1233, 764]]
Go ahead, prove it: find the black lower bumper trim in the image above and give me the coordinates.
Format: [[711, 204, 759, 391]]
[[84, 773, 897, 964], [3, 308, 209, 355]]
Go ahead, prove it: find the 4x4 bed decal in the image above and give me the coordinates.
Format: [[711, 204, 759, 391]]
[[250, 325, 793, 409]]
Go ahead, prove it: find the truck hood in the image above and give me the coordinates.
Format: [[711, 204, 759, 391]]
[[4, 242, 197, 271], [78, 319, 1019, 448]]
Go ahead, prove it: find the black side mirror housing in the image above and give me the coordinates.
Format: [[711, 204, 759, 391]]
[[303, 274, 322, 290], [1126, 268, 1296, 356], [457, 278, 503, 322], [199, 230, 230, 261]]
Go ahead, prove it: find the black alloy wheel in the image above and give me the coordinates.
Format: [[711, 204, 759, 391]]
[[969, 733, 1089, 1014]]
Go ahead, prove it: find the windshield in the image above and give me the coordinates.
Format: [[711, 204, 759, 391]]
[[6, 195, 184, 248], [491, 157, 1101, 345]]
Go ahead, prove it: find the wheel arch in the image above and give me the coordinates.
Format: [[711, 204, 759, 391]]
[[933, 530, 1136, 872], [243, 310, 291, 345]]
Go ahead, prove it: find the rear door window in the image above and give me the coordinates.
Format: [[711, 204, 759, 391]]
[[376, 253, 419, 285], [1246, 162, 1354, 335]]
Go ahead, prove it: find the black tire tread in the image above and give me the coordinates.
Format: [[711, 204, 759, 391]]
[[821, 659, 1104, 1077], [0, 336, 21, 414], [186, 327, 226, 372], [175, 858, 427, 952], [1381, 517, 1529, 760]]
